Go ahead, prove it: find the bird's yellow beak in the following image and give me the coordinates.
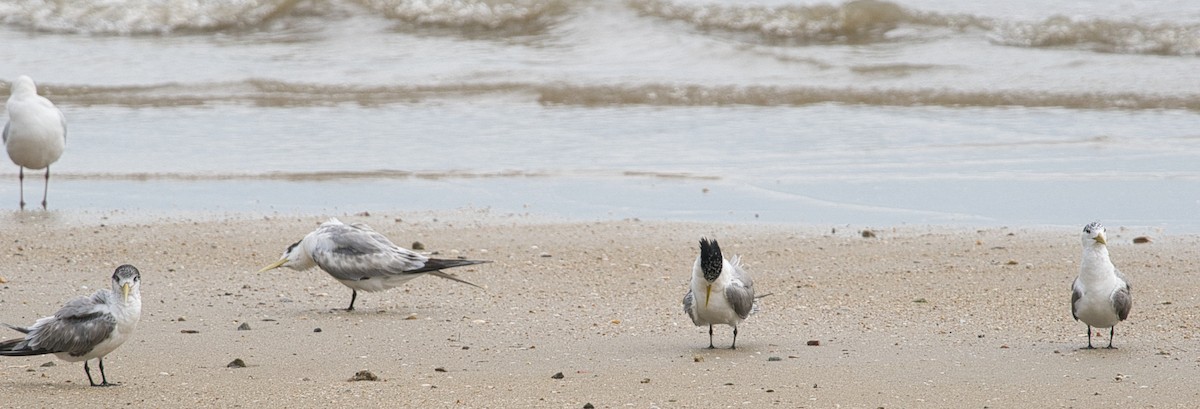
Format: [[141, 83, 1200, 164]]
[[257, 258, 287, 273], [121, 283, 131, 303], [704, 284, 712, 308], [1095, 232, 1107, 245]]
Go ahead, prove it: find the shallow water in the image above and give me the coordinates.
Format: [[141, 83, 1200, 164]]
[[1, 0, 1197, 231]]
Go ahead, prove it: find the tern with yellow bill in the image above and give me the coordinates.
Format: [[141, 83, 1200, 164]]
[[682, 238, 757, 349], [0, 265, 143, 386], [258, 218, 489, 311], [1071, 221, 1132, 349]]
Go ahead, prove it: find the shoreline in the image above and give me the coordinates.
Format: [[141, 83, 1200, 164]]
[[2, 214, 1197, 407]]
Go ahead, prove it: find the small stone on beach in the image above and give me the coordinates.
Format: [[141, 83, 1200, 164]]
[[350, 370, 378, 382], [767, 356, 782, 362], [807, 340, 821, 346], [411, 241, 425, 250], [1133, 236, 1152, 244], [227, 359, 246, 368], [314, 328, 322, 332], [237, 322, 251, 331], [551, 372, 565, 379]]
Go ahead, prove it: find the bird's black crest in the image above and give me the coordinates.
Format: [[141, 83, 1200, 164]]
[[112, 264, 140, 280], [285, 240, 301, 254], [699, 238, 723, 282], [1083, 221, 1103, 234]]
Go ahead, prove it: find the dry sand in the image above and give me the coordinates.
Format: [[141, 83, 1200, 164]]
[[1, 211, 1198, 408]]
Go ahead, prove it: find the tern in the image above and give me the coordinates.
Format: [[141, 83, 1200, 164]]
[[682, 238, 757, 349], [1071, 221, 1132, 349], [259, 218, 489, 311], [1, 265, 143, 386]]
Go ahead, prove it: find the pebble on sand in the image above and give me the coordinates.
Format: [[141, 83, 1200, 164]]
[[807, 340, 821, 346], [1133, 236, 1152, 244], [350, 370, 379, 382], [411, 241, 425, 250], [551, 372, 565, 379], [237, 322, 251, 331], [227, 359, 247, 368]]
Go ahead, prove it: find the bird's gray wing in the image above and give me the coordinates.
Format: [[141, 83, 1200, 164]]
[[310, 223, 427, 281], [1113, 284, 1132, 321], [681, 290, 700, 325], [726, 281, 755, 319], [730, 255, 753, 290], [725, 255, 756, 319], [1070, 277, 1082, 320], [25, 292, 117, 356]]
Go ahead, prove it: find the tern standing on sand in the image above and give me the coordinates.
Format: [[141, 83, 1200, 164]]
[[0, 265, 143, 386], [259, 218, 490, 311], [683, 238, 756, 349], [3, 75, 66, 210], [1071, 221, 1132, 349]]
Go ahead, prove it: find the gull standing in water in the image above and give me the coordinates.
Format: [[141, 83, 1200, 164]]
[[1071, 221, 1132, 349], [0, 265, 142, 386], [682, 238, 757, 349], [3, 75, 66, 210], [259, 218, 490, 311]]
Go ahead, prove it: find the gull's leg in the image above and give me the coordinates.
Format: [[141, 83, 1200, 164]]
[[1084, 325, 1095, 349], [731, 326, 738, 350], [18, 167, 25, 210], [347, 290, 358, 311], [1105, 327, 1117, 349], [40, 166, 49, 210], [707, 325, 715, 349], [97, 357, 113, 386], [84, 360, 97, 386]]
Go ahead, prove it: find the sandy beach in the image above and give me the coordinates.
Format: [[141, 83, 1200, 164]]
[[1, 211, 1198, 408]]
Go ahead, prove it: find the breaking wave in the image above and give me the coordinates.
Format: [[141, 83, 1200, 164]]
[[991, 15, 1200, 56], [0, 0, 304, 35], [11, 79, 1196, 111], [625, 0, 990, 45], [355, 0, 569, 33], [0, 0, 1195, 56]]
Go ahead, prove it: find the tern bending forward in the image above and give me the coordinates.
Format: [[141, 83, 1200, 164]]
[[259, 218, 489, 311], [683, 238, 757, 349]]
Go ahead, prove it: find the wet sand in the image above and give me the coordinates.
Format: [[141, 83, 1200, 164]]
[[1, 212, 1198, 407]]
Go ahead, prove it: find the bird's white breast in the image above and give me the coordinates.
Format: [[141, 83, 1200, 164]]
[[689, 275, 744, 327]]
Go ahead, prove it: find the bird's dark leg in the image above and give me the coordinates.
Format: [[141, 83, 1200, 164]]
[[347, 290, 357, 311], [84, 360, 97, 386], [1105, 327, 1117, 349], [1084, 325, 1095, 349], [18, 167, 26, 210], [731, 326, 738, 350], [96, 357, 114, 386], [707, 325, 715, 349], [40, 166, 49, 210]]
